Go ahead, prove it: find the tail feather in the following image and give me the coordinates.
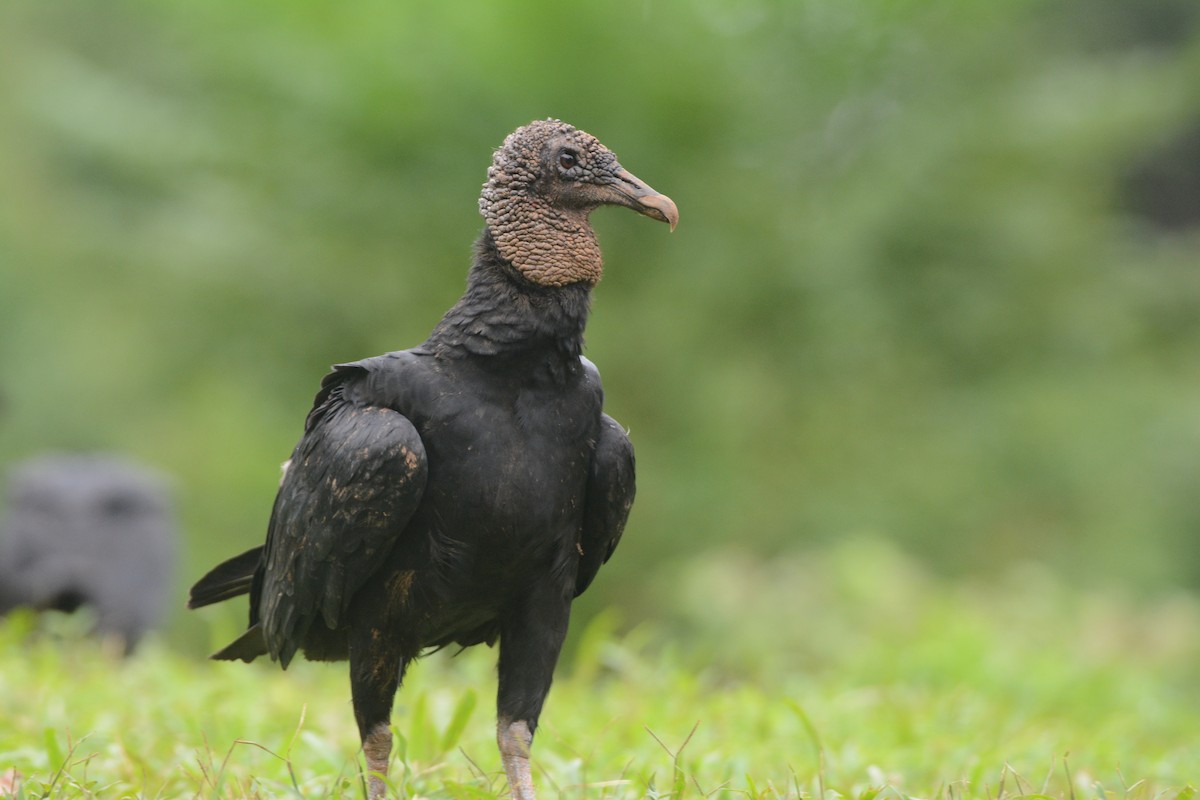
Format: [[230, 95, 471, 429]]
[[211, 624, 269, 663], [187, 546, 263, 609]]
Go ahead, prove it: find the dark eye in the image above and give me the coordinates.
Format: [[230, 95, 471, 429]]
[[558, 150, 578, 170]]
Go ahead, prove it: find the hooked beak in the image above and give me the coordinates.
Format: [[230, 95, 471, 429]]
[[605, 168, 679, 232]]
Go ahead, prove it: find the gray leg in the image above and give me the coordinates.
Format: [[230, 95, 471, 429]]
[[362, 722, 392, 799], [497, 717, 535, 800], [494, 586, 572, 800], [349, 622, 410, 800]]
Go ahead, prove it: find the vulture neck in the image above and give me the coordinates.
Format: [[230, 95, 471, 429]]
[[427, 228, 592, 371]]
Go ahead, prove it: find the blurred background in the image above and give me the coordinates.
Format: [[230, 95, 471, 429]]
[[1, 0, 1198, 658]]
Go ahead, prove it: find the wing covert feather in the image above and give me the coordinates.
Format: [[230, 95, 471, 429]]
[[574, 413, 635, 597], [259, 383, 427, 666]]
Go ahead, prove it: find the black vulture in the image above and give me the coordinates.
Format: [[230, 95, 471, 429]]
[[0, 453, 177, 652], [188, 119, 677, 799]]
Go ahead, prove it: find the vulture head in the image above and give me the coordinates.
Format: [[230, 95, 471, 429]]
[[479, 119, 678, 287]]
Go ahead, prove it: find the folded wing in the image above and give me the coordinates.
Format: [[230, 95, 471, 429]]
[[258, 367, 428, 667], [574, 413, 635, 597]]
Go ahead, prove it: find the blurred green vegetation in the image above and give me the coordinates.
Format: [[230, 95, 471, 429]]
[[2, 0, 1200, 653], [3, 543, 1198, 795]]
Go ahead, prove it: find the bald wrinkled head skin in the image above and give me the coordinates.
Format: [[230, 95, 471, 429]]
[[479, 119, 679, 287]]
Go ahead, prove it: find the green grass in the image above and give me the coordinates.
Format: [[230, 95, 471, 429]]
[[2, 543, 1198, 798]]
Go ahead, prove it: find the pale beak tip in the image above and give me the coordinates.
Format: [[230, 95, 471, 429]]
[[638, 193, 679, 232]]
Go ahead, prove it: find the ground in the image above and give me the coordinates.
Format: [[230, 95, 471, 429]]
[[1, 542, 1197, 798]]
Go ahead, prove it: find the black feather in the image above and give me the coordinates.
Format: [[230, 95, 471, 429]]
[[187, 546, 262, 609]]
